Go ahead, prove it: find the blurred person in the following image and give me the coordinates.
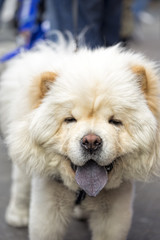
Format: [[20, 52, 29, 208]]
[[17, 0, 46, 48], [0, 0, 130, 61], [46, 0, 123, 48], [0, 0, 47, 62]]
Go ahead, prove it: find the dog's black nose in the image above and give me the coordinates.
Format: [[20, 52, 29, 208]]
[[81, 134, 102, 152]]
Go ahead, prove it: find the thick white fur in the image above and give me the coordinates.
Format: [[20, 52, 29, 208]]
[[0, 42, 160, 240]]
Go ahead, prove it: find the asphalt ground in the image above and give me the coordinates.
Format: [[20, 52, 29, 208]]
[[0, 2, 160, 240]]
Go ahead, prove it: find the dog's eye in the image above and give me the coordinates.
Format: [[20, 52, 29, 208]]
[[109, 117, 122, 126], [64, 117, 77, 123]]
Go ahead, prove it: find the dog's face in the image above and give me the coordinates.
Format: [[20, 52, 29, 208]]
[[7, 46, 160, 193]]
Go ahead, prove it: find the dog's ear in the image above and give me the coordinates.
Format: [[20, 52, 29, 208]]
[[131, 65, 160, 179], [29, 71, 57, 109], [40, 72, 57, 98], [131, 65, 160, 119]]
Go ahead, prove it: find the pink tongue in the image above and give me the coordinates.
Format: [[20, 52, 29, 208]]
[[75, 160, 108, 197]]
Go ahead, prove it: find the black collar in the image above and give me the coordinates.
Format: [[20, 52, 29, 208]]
[[54, 176, 86, 205], [75, 190, 86, 205]]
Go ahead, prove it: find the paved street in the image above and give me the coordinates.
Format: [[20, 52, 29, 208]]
[[0, 2, 160, 240]]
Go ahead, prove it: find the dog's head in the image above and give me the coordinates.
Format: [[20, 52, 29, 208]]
[[7, 46, 160, 194]]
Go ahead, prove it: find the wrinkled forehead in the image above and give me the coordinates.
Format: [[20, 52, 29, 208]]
[[52, 65, 143, 118]]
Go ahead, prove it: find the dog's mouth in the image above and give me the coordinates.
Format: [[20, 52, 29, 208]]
[[71, 160, 115, 197]]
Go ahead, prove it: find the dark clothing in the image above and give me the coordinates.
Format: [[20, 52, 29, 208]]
[[46, 0, 123, 48]]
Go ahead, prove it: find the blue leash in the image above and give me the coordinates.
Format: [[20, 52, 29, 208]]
[[0, 0, 45, 63]]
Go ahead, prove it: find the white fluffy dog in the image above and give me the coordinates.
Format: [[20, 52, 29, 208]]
[[0, 41, 160, 240]]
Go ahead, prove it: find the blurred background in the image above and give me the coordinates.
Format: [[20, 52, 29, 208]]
[[0, 0, 160, 239]]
